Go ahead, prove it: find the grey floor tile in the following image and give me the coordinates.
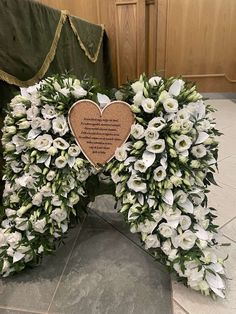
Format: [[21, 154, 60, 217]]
[[48, 215, 172, 314], [0, 308, 42, 314], [0, 225, 82, 313]]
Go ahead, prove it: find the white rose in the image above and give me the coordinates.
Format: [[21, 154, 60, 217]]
[[148, 76, 162, 87], [146, 139, 165, 154], [6, 231, 22, 247], [163, 98, 178, 113], [53, 137, 69, 150], [34, 134, 53, 151], [145, 234, 160, 249], [179, 215, 192, 230], [50, 208, 67, 223], [153, 166, 166, 182], [55, 156, 67, 168], [191, 145, 207, 158], [115, 146, 128, 161], [52, 116, 69, 136], [159, 223, 173, 238], [72, 86, 87, 98], [33, 218, 47, 233], [131, 124, 145, 139], [68, 144, 81, 157], [131, 80, 144, 93], [175, 135, 192, 152], [148, 117, 166, 131], [141, 98, 156, 113], [127, 175, 147, 193]]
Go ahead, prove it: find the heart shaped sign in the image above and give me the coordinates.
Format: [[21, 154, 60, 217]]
[[68, 100, 134, 168]]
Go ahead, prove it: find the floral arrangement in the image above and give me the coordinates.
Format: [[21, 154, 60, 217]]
[[0, 74, 227, 299]]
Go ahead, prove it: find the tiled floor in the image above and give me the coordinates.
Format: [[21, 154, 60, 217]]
[[172, 99, 236, 314], [0, 99, 235, 314]]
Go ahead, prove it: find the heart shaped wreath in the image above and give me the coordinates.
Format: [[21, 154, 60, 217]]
[[0, 74, 227, 298]]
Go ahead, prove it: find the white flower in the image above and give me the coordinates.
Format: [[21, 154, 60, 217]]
[[40, 119, 51, 132], [18, 120, 31, 129], [46, 170, 56, 181], [196, 119, 211, 132], [115, 90, 123, 100], [52, 116, 69, 136], [68, 144, 81, 157], [142, 150, 156, 168], [0, 230, 6, 247], [127, 175, 147, 193], [141, 98, 156, 113], [134, 160, 147, 173], [161, 239, 172, 255], [163, 98, 178, 113], [158, 91, 171, 103], [50, 208, 67, 223], [148, 117, 166, 131], [115, 145, 128, 161], [53, 137, 69, 150], [144, 127, 159, 144], [97, 93, 110, 108], [34, 134, 53, 151], [180, 120, 193, 134], [146, 139, 165, 154], [148, 76, 162, 87], [4, 125, 17, 135], [12, 103, 26, 118], [176, 230, 197, 250], [159, 223, 173, 238], [191, 145, 207, 158], [32, 193, 43, 206], [41, 104, 57, 119], [6, 231, 22, 248], [153, 166, 166, 182], [15, 217, 28, 231], [5, 208, 16, 217], [176, 109, 190, 122], [26, 106, 39, 120], [133, 91, 145, 106], [77, 168, 89, 181], [55, 156, 67, 168], [145, 234, 160, 249], [72, 86, 87, 99], [123, 192, 136, 204], [179, 215, 192, 230], [131, 124, 145, 139], [138, 219, 157, 234], [31, 117, 43, 129], [32, 218, 47, 233], [175, 135, 192, 152], [15, 174, 34, 188], [169, 79, 185, 97], [131, 80, 144, 93]]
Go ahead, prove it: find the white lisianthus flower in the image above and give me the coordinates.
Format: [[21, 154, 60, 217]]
[[177, 230, 197, 250], [148, 76, 162, 87], [127, 175, 147, 193], [144, 127, 159, 144], [161, 239, 172, 255], [0, 230, 6, 247], [180, 120, 193, 134], [5, 208, 16, 217], [131, 124, 145, 139], [158, 90, 170, 103], [26, 106, 39, 120], [133, 91, 145, 106], [48, 146, 58, 156], [180, 215, 192, 230], [123, 192, 136, 204], [52, 116, 69, 136], [115, 145, 128, 161], [191, 145, 207, 158], [34, 134, 53, 151], [148, 117, 166, 131], [153, 166, 166, 182], [6, 231, 22, 248], [10, 161, 22, 174], [175, 135, 192, 152], [18, 120, 31, 129], [15, 174, 34, 188], [77, 168, 89, 182], [169, 79, 185, 97], [5, 125, 17, 135], [111, 172, 122, 184], [72, 86, 87, 99], [32, 218, 47, 233], [134, 160, 147, 173], [159, 223, 173, 238], [131, 80, 144, 93], [32, 193, 43, 206], [53, 138, 69, 150], [12, 103, 26, 118], [146, 139, 165, 154], [4, 142, 15, 152], [50, 208, 67, 223], [41, 104, 57, 119], [176, 109, 190, 122], [46, 170, 56, 181], [40, 185, 52, 197], [196, 119, 211, 132], [163, 98, 178, 113], [40, 119, 51, 132], [15, 217, 28, 231], [31, 117, 43, 130], [68, 144, 81, 157], [55, 156, 67, 168], [145, 234, 160, 249], [138, 219, 157, 234], [141, 98, 156, 113]]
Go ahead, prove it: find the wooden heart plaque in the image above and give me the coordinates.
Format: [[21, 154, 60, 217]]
[[68, 100, 134, 168]]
